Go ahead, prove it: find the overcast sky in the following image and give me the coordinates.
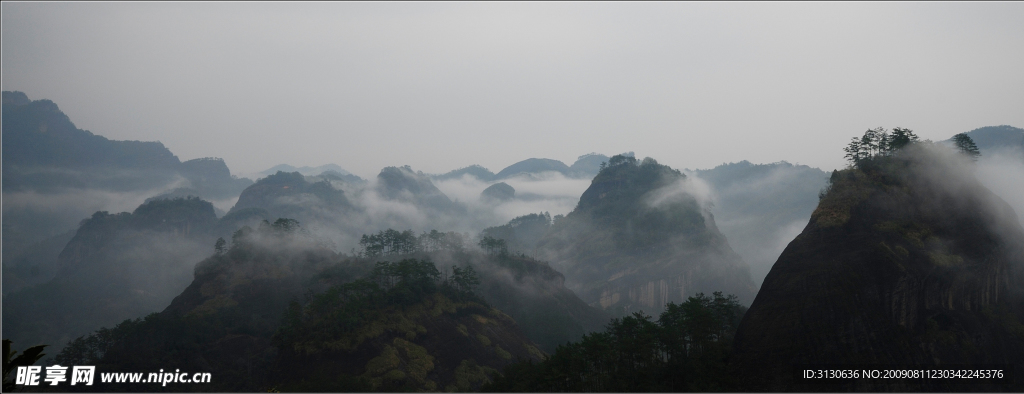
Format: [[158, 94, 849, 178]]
[[3, 2, 1023, 179]]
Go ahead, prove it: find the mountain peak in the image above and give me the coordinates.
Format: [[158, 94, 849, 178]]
[[494, 158, 570, 180], [733, 142, 1024, 390]]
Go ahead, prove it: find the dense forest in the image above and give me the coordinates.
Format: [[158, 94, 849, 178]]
[[484, 292, 746, 392]]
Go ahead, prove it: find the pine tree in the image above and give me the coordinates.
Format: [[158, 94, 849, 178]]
[[952, 133, 981, 161]]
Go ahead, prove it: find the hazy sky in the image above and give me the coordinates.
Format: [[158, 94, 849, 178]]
[[3, 2, 1023, 179]]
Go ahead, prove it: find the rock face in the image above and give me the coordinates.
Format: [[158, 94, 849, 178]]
[[732, 145, 1024, 391], [538, 155, 757, 316]]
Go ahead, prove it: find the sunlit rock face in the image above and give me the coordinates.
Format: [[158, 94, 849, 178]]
[[732, 145, 1024, 392]]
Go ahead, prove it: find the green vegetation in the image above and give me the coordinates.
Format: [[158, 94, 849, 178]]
[[484, 292, 745, 392], [351, 228, 607, 354], [271, 256, 543, 392], [276, 258, 482, 355], [359, 229, 468, 257], [51, 218, 342, 391]]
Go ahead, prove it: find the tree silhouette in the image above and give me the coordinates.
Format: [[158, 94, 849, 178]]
[[214, 237, 226, 254], [844, 127, 920, 167], [888, 127, 919, 151], [3, 340, 47, 392], [952, 133, 981, 161]]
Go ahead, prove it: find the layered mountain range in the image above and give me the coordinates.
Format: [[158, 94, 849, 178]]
[[1, 91, 252, 290], [6, 91, 1023, 392]]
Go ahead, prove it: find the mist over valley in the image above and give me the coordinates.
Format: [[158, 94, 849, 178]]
[[4, 90, 1023, 391], [3, 3, 1024, 391]]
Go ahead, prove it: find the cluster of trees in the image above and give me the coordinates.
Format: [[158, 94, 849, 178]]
[[358, 229, 468, 257], [598, 153, 643, 171], [478, 235, 509, 256], [230, 218, 305, 244], [843, 127, 981, 167], [952, 132, 981, 160], [484, 292, 745, 392], [275, 259, 481, 353], [842, 127, 921, 165], [608, 154, 638, 168], [364, 259, 480, 303], [217, 218, 339, 264]]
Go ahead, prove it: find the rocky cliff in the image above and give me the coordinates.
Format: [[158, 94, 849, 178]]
[[732, 144, 1024, 391]]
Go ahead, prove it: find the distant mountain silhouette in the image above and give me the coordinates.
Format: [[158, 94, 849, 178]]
[[480, 182, 515, 202], [949, 125, 1024, 157], [536, 155, 757, 316], [568, 152, 610, 178], [229, 171, 351, 221], [258, 163, 355, 177], [377, 166, 464, 215], [493, 158, 571, 180], [1, 91, 252, 266], [434, 153, 613, 183], [432, 165, 497, 182]]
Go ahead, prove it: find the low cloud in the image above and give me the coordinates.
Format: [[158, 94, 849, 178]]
[[974, 150, 1024, 227], [648, 173, 715, 211], [433, 171, 591, 228]]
